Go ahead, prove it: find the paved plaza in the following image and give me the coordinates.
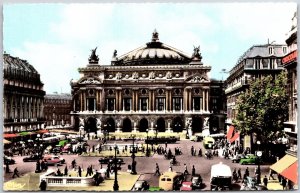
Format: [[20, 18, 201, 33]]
[[4, 137, 275, 191]]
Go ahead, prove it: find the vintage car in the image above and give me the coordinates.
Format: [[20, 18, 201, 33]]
[[4, 156, 16, 165], [180, 182, 193, 191], [231, 154, 245, 163], [98, 156, 124, 164], [240, 177, 268, 190], [191, 175, 203, 189], [239, 154, 259, 165], [43, 155, 65, 165], [23, 154, 42, 162], [132, 180, 150, 191]]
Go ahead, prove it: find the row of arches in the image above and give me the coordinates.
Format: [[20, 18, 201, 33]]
[[81, 116, 204, 133]]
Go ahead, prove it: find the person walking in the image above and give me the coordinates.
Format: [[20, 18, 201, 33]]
[[198, 148, 202, 157], [263, 175, 268, 187], [64, 165, 68, 176], [245, 167, 249, 176], [237, 168, 242, 179], [282, 178, 287, 190], [39, 179, 47, 191], [5, 161, 10, 173], [269, 169, 275, 180], [78, 166, 82, 177], [72, 159, 76, 169], [191, 146, 194, 156], [12, 167, 20, 178], [154, 163, 160, 176], [183, 164, 189, 175], [192, 165, 196, 176]]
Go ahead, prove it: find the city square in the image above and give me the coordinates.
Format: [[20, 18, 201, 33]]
[[2, 2, 298, 192]]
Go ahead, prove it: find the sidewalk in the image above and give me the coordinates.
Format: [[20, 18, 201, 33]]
[[4, 171, 140, 191]]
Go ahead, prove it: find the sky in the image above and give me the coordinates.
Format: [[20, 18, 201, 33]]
[[3, 3, 297, 94]]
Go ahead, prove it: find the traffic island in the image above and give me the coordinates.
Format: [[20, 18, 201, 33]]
[[4, 171, 140, 191]]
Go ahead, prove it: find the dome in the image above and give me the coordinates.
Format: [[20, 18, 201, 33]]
[[115, 30, 192, 66]]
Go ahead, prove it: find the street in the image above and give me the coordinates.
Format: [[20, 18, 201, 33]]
[[4, 138, 271, 191]]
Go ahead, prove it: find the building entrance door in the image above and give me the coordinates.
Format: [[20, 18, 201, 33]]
[[172, 117, 183, 132], [85, 117, 97, 133], [156, 117, 165, 132], [122, 118, 132, 132], [139, 118, 148, 132], [192, 116, 202, 133]]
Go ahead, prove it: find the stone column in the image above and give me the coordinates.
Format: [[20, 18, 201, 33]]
[[135, 90, 139, 111], [206, 90, 209, 112], [115, 90, 119, 111], [118, 89, 122, 111], [183, 88, 187, 112]]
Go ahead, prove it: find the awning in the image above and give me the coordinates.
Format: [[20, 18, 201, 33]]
[[229, 132, 240, 143], [3, 133, 19, 138], [36, 129, 49, 134], [19, 131, 29, 136], [227, 126, 234, 140], [270, 154, 298, 173], [3, 139, 11, 144], [281, 162, 298, 184]]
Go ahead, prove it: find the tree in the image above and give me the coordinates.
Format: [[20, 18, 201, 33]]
[[234, 72, 288, 143]]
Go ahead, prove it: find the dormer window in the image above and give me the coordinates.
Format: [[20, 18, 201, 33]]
[[268, 47, 274, 55]]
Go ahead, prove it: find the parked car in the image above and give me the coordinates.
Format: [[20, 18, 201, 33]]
[[231, 154, 245, 163], [50, 145, 62, 154], [23, 154, 42, 162], [4, 156, 16, 165], [180, 182, 193, 191], [62, 144, 72, 153], [191, 175, 203, 189], [132, 180, 150, 191], [99, 156, 124, 164], [43, 155, 65, 165], [239, 154, 259, 165]]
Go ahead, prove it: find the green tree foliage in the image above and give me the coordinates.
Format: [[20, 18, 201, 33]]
[[234, 72, 288, 141]]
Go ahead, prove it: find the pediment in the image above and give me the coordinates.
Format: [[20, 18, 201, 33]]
[[185, 73, 209, 83], [78, 76, 102, 84]]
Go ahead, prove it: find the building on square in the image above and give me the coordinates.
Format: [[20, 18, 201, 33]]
[[44, 93, 72, 129], [3, 53, 46, 137], [282, 11, 297, 155], [225, 43, 287, 130], [70, 30, 226, 135]]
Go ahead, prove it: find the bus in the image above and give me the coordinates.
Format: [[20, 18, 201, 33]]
[[203, 136, 215, 149], [210, 162, 232, 190]]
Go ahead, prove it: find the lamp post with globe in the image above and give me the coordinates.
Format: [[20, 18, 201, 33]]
[[256, 141, 262, 184], [146, 128, 150, 157], [113, 143, 119, 191]]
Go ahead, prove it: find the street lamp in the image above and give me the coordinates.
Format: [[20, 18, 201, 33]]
[[36, 134, 41, 156], [146, 128, 150, 157], [155, 124, 158, 145], [113, 143, 119, 191], [256, 140, 262, 185], [130, 134, 137, 174]]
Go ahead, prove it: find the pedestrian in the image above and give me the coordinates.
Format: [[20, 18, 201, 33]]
[[282, 178, 287, 190], [39, 179, 47, 191], [198, 148, 202, 157], [78, 166, 82, 177], [191, 146, 194, 156], [165, 142, 168, 149], [154, 163, 160, 176], [183, 163, 189, 175], [12, 167, 20, 178], [238, 168, 242, 179], [192, 165, 196, 176], [5, 161, 10, 173], [269, 169, 275, 180], [245, 167, 249, 176], [288, 180, 293, 190], [168, 165, 173, 172], [263, 175, 268, 187], [232, 168, 238, 182], [72, 159, 76, 169], [64, 165, 68, 176]]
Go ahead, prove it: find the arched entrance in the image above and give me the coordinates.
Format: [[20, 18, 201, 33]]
[[210, 116, 219, 134], [172, 117, 183, 132], [74, 117, 80, 131], [156, 117, 165, 132], [85, 117, 97, 133], [123, 118, 132, 132], [192, 116, 202, 133], [105, 118, 115, 132], [139, 118, 148, 132]]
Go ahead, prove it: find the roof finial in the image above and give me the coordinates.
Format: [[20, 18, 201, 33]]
[[88, 47, 99, 64], [152, 29, 159, 42]]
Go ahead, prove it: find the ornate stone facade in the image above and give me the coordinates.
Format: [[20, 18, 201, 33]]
[[3, 53, 45, 133], [71, 31, 225, 135], [44, 93, 72, 128]]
